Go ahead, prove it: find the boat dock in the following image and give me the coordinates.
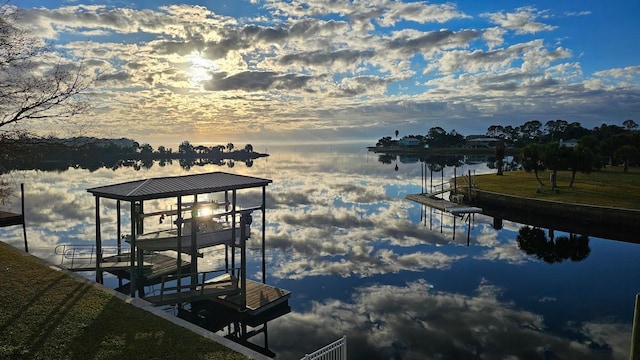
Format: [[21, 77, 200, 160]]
[[406, 193, 482, 214], [85, 171, 291, 318]]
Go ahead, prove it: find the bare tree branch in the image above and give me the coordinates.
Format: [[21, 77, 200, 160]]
[[0, 3, 93, 131]]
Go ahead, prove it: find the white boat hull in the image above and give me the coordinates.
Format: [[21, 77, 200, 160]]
[[128, 224, 250, 252]]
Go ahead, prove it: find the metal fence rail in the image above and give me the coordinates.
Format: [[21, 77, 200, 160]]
[[301, 335, 347, 360]]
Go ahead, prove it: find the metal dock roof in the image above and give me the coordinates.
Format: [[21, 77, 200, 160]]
[[87, 172, 272, 201]]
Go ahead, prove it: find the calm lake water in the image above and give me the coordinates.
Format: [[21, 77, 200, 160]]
[[1, 142, 638, 359]]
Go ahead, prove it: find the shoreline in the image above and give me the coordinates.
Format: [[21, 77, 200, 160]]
[[461, 188, 640, 243], [366, 146, 519, 156]]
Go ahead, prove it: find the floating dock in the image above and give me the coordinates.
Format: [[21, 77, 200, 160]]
[[406, 193, 482, 214]]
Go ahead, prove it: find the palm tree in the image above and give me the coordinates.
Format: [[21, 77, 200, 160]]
[[568, 146, 596, 187], [521, 143, 546, 187]]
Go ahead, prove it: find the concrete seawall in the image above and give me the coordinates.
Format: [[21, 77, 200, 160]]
[[455, 188, 640, 242]]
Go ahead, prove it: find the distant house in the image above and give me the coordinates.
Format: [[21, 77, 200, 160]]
[[399, 137, 420, 147], [465, 137, 501, 148], [560, 138, 579, 148]]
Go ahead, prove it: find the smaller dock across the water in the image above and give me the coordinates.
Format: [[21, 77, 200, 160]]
[[406, 193, 482, 214]]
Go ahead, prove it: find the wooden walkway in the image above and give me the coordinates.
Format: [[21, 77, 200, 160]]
[[406, 193, 482, 214]]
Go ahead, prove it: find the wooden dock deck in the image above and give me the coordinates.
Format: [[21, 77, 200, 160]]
[[102, 253, 191, 282], [406, 193, 482, 214], [143, 273, 290, 315], [0, 211, 24, 227], [143, 275, 240, 307], [213, 275, 291, 315]]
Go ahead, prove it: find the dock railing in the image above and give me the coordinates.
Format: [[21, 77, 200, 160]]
[[301, 335, 347, 360], [156, 267, 241, 302], [54, 244, 122, 269]]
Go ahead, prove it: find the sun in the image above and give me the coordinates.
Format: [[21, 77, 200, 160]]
[[186, 52, 218, 85]]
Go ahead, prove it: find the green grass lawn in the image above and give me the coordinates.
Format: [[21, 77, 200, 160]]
[[472, 166, 640, 210], [0, 243, 248, 360]]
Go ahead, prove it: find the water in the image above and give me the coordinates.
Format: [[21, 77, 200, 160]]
[[1, 143, 638, 359]]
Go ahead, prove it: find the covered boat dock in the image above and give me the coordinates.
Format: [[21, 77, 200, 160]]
[[86, 171, 287, 314]]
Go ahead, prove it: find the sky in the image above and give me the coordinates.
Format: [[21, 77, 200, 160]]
[[12, 0, 640, 146]]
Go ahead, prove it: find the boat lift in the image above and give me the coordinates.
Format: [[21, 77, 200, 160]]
[[85, 172, 289, 314]]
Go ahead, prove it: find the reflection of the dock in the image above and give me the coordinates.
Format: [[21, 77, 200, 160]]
[[178, 300, 291, 358], [419, 203, 475, 246]]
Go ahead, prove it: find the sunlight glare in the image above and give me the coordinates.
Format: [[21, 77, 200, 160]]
[[186, 51, 217, 84]]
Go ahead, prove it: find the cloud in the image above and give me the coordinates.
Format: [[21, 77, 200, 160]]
[[278, 49, 375, 69], [564, 11, 592, 17], [482, 27, 506, 49], [375, 1, 471, 27], [482, 6, 558, 34], [594, 66, 640, 81], [263, 0, 470, 27], [9, 2, 639, 144], [203, 71, 314, 92], [386, 29, 480, 57]]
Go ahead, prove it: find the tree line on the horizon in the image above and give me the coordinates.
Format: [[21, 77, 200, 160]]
[[376, 119, 640, 172], [0, 137, 265, 174], [378, 119, 638, 148]]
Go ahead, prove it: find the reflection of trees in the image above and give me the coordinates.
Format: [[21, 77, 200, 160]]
[[0, 142, 264, 174], [378, 153, 395, 164], [516, 226, 590, 263], [422, 155, 465, 168], [376, 153, 468, 173]]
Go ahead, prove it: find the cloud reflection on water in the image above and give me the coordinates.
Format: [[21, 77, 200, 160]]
[[269, 279, 629, 360], [0, 144, 636, 359]]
